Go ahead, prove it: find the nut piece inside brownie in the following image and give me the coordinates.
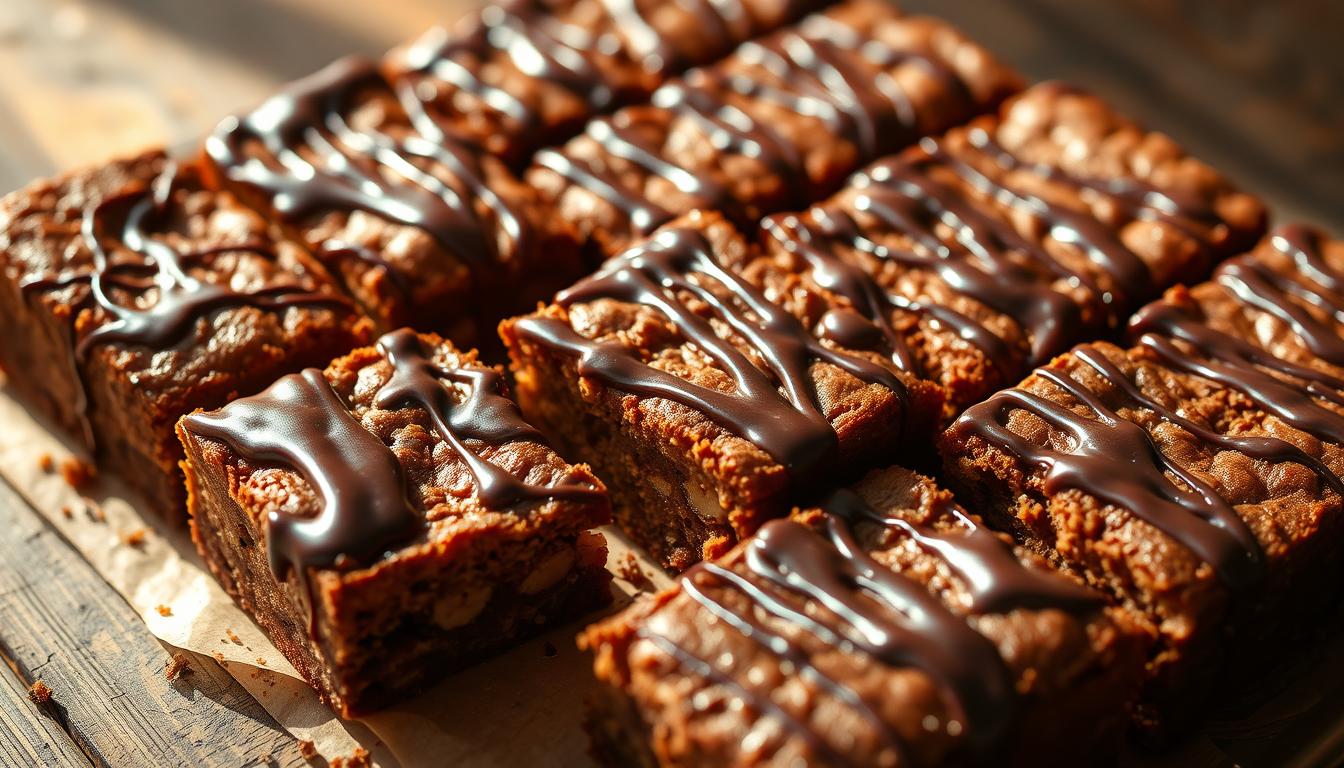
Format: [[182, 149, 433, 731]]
[[527, 0, 1023, 257], [177, 330, 612, 716], [756, 82, 1268, 417], [501, 210, 943, 571], [942, 324, 1344, 734], [383, 0, 827, 166], [0, 149, 371, 518], [581, 466, 1147, 767], [203, 56, 583, 343]]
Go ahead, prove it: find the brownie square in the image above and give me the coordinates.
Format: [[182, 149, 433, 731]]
[[177, 330, 612, 716], [582, 466, 1148, 766], [501, 211, 943, 571], [757, 82, 1268, 417], [384, 0, 826, 167], [942, 328, 1344, 733], [0, 150, 371, 518], [527, 0, 1023, 257], [203, 56, 583, 345]]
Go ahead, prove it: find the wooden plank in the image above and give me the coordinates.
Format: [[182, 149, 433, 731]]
[[0, 653, 92, 768], [0, 477, 309, 768]]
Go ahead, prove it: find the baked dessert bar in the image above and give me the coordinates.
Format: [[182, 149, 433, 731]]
[[501, 211, 944, 571], [177, 329, 611, 716], [0, 150, 371, 518], [203, 57, 583, 343], [582, 466, 1148, 766], [528, 0, 1023, 257], [384, 0, 828, 167], [942, 229, 1344, 731], [758, 82, 1268, 415]]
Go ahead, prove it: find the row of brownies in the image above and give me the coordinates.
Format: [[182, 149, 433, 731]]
[[1, 0, 1340, 765]]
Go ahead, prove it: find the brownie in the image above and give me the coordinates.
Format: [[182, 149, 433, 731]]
[[756, 82, 1268, 416], [202, 56, 583, 344], [501, 211, 944, 571], [527, 0, 1023, 257], [942, 293, 1344, 737], [0, 150, 371, 518], [582, 466, 1148, 766], [384, 0, 826, 167], [177, 330, 612, 716]]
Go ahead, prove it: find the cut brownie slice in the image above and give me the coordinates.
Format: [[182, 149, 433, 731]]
[[384, 0, 826, 167], [177, 329, 611, 716], [501, 211, 944, 571], [203, 56, 583, 343], [757, 82, 1268, 416], [528, 0, 1023, 257], [0, 150, 371, 518], [942, 330, 1344, 733], [582, 466, 1148, 766]]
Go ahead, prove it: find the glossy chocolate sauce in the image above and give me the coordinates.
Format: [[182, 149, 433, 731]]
[[655, 487, 1098, 760], [511, 226, 910, 478]]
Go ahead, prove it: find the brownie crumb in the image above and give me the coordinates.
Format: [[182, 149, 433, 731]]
[[60, 505, 73, 520], [37, 454, 54, 473], [121, 528, 148, 548], [297, 739, 318, 760], [59, 457, 96, 489], [155, 604, 173, 617], [226, 628, 243, 645], [543, 641, 558, 658], [27, 680, 51, 705], [256, 657, 268, 666], [165, 653, 192, 681], [86, 505, 106, 523], [331, 747, 371, 768], [617, 552, 652, 591]]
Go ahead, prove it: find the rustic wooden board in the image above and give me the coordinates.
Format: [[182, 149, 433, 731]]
[[0, 648, 92, 768]]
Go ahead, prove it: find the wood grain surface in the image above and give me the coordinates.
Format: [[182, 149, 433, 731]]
[[0, 1, 1340, 767]]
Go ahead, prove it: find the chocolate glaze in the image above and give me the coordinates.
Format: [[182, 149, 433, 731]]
[[952, 345, 1266, 588], [655, 487, 1097, 761], [20, 164, 346, 448], [536, 14, 967, 239], [511, 226, 910, 478], [374, 329, 603, 507], [206, 57, 525, 294]]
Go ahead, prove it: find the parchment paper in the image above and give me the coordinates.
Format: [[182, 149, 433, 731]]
[[0, 377, 672, 767]]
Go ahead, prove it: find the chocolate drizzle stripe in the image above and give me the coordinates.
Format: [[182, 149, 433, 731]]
[[952, 347, 1265, 587], [374, 329, 602, 508], [512, 226, 909, 477]]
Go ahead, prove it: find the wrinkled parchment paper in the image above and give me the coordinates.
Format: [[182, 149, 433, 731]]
[[0, 380, 671, 767]]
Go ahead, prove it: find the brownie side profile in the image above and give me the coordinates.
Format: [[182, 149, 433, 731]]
[[581, 467, 1148, 767], [177, 330, 612, 716], [501, 211, 944, 571], [384, 0, 827, 167], [203, 57, 583, 345], [756, 82, 1269, 416], [528, 0, 1023, 257], [941, 335, 1344, 734], [0, 150, 372, 518]]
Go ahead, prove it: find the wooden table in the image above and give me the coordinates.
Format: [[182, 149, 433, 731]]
[[0, 1, 1339, 766]]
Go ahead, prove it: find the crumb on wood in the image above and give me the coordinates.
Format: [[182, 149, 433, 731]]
[[226, 628, 243, 645], [543, 641, 558, 658], [165, 652, 193, 681], [617, 552, 653, 591], [297, 739, 318, 760], [121, 528, 148, 548], [59, 457, 96, 489], [331, 746, 371, 768], [155, 604, 172, 617], [27, 680, 52, 705], [37, 453, 54, 473]]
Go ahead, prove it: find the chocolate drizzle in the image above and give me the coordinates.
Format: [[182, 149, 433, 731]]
[[649, 487, 1098, 761], [952, 345, 1267, 588], [206, 57, 526, 293], [374, 329, 603, 507], [19, 163, 346, 448], [535, 14, 968, 240], [511, 226, 910, 477]]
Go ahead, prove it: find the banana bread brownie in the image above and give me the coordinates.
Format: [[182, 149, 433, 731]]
[[203, 56, 583, 344], [528, 0, 1023, 258], [384, 0, 827, 167], [177, 330, 612, 716], [757, 82, 1267, 416], [501, 211, 943, 571], [0, 150, 371, 518], [582, 466, 1148, 766]]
